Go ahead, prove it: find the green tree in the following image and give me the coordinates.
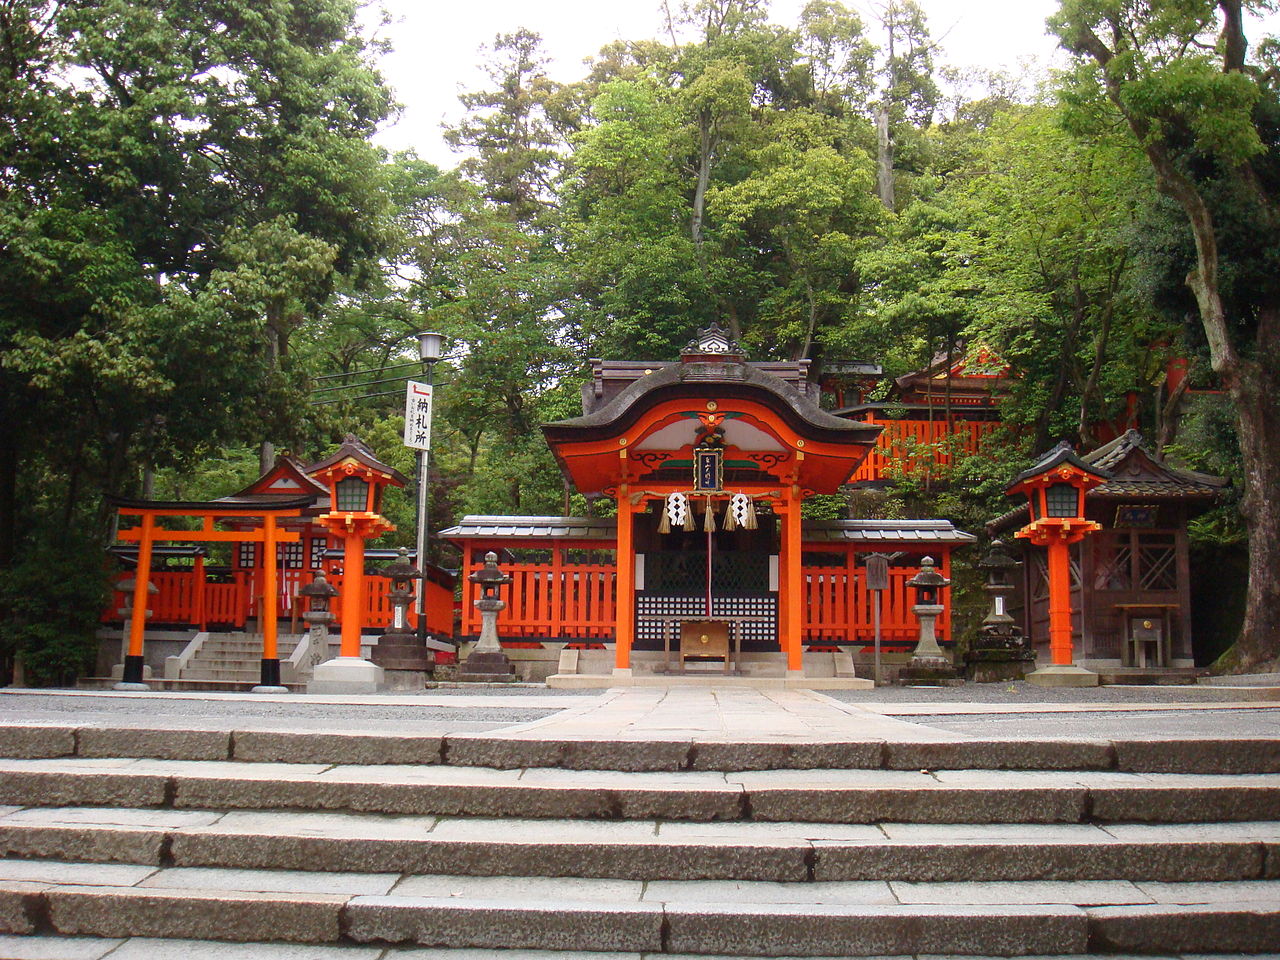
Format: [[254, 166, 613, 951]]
[[1051, 0, 1280, 670], [0, 0, 394, 680]]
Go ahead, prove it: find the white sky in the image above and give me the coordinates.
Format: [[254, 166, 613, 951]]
[[367, 0, 1277, 166]]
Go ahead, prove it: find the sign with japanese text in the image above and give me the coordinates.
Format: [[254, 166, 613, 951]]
[[403, 380, 433, 451]]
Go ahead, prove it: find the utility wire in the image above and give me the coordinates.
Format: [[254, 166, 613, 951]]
[[311, 373, 417, 394], [311, 359, 421, 382], [309, 388, 405, 406]]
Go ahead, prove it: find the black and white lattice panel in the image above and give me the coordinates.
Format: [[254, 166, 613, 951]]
[[635, 595, 777, 643]]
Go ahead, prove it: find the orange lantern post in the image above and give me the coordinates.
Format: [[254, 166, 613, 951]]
[[306, 436, 407, 694], [1007, 442, 1110, 687]]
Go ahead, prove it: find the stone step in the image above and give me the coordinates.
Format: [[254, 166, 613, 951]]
[[180, 668, 269, 680], [1, 724, 1277, 773], [1, 758, 1278, 824], [1, 807, 1276, 883], [1, 860, 1278, 954], [0, 944, 1275, 960]]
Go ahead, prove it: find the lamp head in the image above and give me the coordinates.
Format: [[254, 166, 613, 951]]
[[418, 331, 444, 362]]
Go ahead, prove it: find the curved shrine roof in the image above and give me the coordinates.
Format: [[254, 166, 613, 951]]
[[544, 328, 881, 497]]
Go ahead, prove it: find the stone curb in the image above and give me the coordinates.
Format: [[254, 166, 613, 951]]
[[662, 902, 1088, 956], [3, 764, 1279, 825], [4, 724, 1280, 773], [1087, 902, 1280, 952], [3, 820, 1270, 884]]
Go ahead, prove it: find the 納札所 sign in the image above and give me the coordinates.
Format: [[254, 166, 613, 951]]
[[403, 380, 433, 451]]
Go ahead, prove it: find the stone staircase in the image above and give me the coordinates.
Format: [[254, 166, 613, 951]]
[[0, 722, 1277, 956], [177, 631, 304, 688]]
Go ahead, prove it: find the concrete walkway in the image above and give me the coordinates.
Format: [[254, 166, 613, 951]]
[[498, 687, 971, 742]]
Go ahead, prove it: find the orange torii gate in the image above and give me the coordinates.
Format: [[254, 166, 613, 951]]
[[108, 495, 311, 690]]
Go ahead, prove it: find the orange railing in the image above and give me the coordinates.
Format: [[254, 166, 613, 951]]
[[802, 564, 948, 646], [851, 417, 999, 483], [459, 561, 618, 639], [103, 569, 455, 636]]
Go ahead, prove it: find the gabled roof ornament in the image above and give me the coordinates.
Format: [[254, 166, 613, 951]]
[[681, 322, 746, 363]]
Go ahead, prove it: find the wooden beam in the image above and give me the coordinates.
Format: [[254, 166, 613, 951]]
[[116, 530, 301, 543]]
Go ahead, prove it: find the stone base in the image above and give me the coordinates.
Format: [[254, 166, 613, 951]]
[[1027, 663, 1100, 687], [307, 657, 385, 695], [111, 682, 152, 692], [371, 637, 435, 673], [899, 656, 961, 686], [966, 660, 1033, 683], [379, 670, 428, 692], [457, 650, 517, 683], [250, 685, 290, 695]]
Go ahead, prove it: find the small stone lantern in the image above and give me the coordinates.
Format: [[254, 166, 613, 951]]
[[899, 556, 957, 685], [964, 540, 1034, 682], [458, 551, 516, 682], [370, 547, 433, 687], [298, 572, 339, 670]]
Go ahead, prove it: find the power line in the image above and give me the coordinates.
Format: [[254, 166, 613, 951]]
[[311, 373, 416, 395], [309, 388, 405, 406], [311, 359, 421, 382]]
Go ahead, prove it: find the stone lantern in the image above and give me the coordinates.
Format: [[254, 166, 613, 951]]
[[458, 551, 516, 682], [298, 572, 339, 672], [371, 547, 433, 688], [1006, 441, 1110, 687], [964, 540, 1035, 682], [899, 556, 957, 685]]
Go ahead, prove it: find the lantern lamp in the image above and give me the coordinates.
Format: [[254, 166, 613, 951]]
[[1003, 440, 1111, 684], [418, 331, 444, 363], [906, 556, 949, 606]]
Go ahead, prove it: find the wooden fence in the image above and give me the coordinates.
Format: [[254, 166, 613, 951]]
[[851, 417, 999, 483]]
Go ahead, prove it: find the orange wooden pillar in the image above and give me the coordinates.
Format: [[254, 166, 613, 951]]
[[194, 552, 207, 632], [339, 531, 365, 658], [121, 511, 154, 686], [780, 489, 804, 674], [1045, 536, 1074, 666], [614, 491, 636, 671], [257, 514, 284, 688]]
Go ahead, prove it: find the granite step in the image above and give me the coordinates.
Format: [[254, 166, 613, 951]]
[[0, 943, 1277, 960], [0, 758, 1278, 824], [0, 807, 1275, 883], [2, 860, 1279, 954], [2, 724, 1277, 773]]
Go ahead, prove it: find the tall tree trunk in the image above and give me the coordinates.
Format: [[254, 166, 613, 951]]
[[876, 106, 895, 212], [691, 110, 713, 246], [1223, 347, 1280, 671]]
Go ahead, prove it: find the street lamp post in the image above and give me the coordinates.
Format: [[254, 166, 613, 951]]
[[415, 331, 443, 646]]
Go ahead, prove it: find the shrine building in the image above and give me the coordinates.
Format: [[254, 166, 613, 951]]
[[441, 325, 976, 685], [988, 430, 1227, 675]]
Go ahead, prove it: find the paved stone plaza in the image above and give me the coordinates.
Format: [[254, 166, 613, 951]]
[[0, 681, 1278, 958]]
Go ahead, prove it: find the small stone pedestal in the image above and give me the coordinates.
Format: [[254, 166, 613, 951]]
[[1027, 663, 1099, 687], [369, 548, 434, 691], [898, 602, 960, 685], [458, 551, 516, 683], [308, 656, 385, 694]]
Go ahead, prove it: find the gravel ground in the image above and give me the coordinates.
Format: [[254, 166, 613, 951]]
[[909, 706, 1280, 738], [0, 692, 575, 733], [822, 678, 1280, 705]]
